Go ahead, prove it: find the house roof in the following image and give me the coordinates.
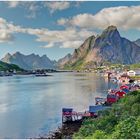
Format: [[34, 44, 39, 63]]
[[89, 105, 111, 113], [62, 108, 73, 112]]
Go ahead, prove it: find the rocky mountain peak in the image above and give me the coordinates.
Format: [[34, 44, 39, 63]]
[[5, 53, 12, 57], [106, 25, 117, 31], [14, 51, 21, 55], [59, 25, 140, 69], [3, 53, 12, 63], [1, 52, 56, 70], [41, 54, 48, 58], [100, 25, 120, 40], [30, 53, 35, 56], [134, 39, 140, 46]]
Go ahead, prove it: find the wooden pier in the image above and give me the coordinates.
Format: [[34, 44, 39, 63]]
[[62, 105, 111, 123]]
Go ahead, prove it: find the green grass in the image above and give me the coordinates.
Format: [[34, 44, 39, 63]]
[[63, 59, 140, 72], [63, 59, 85, 70], [130, 63, 140, 69], [130, 75, 140, 80], [73, 91, 140, 139]]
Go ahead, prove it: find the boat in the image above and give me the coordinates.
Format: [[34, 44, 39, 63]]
[[95, 97, 106, 105], [35, 74, 52, 77], [5, 73, 13, 76], [0, 73, 13, 77]]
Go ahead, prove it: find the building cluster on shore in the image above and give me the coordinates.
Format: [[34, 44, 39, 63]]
[[62, 69, 140, 123], [104, 69, 140, 84]]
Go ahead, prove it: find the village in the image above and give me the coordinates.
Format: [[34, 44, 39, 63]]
[[45, 67, 140, 139], [62, 68, 140, 122]]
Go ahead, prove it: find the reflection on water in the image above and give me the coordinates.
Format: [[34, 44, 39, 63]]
[[0, 72, 117, 138]]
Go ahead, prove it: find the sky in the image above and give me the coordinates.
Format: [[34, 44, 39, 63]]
[[1, 1, 140, 60]]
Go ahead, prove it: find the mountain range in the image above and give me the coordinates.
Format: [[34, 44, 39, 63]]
[[58, 25, 140, 70], [1, 25, 140, 70], [1, 52, 56, 70]]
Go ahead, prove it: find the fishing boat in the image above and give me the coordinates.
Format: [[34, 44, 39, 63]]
[[35, 73, 52, 77]]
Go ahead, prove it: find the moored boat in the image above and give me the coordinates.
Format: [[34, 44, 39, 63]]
[[35, 74, 52, 77]]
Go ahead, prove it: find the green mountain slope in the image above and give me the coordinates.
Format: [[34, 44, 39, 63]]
[[73, 91, 140, 139], [0, 61, 23, 71]]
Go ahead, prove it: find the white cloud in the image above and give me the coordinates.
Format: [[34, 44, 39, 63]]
[[0, 17, 94, 48], [5, 1, 40, 19], [0, 30, 14, 43], [25, 2, 40, 19], [61, 40, 83, 48], [57, 5, 140, 30], [41, 40, 83, 49], [38, 28, 94, 48], [6, 1, 71, 15], [4, 5, 140, 48], [6, 1, 20, 8], [40, 43, 56, 48], [5, 1, 81, 18], [44, 1, 70, 13], [0, 18, 15, 42]]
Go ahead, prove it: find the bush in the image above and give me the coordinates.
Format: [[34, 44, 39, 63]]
[[111, 116, 140, 139], [87, 130, 108, 139], [73, 91, 140, 139]]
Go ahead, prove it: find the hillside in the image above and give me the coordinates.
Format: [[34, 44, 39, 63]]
[[57, 53, 72, 69], [59, 26, 140, 70], [73, 91, 140, 139], [0, 61, 23, 71], [1, 52, 56, 70]]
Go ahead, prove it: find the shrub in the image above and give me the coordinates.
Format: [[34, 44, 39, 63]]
[[73, 91, 140, 139]]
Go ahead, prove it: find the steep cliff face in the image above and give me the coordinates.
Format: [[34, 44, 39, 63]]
[[1, 52, 56, 70], [60, 26, 140, 69], [134, 39, 140, 46], [58, 35, 96, 69], [70, 35, 96, 63], [85, 26, 140, 64], [57, 53, 72, 68]]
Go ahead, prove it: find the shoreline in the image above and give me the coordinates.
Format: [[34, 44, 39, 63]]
[[37, 120, 83, 139]]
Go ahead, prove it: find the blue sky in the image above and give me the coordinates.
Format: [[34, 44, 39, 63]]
[[1, 1, 140, 60]]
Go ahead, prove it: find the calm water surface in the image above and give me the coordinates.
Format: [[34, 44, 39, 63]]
[[0, 72, 117, 138]]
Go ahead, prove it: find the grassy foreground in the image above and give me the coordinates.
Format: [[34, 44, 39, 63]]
[[73, 91, 140, 139]]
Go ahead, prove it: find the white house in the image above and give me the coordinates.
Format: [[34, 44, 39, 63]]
[[127, 70, 136, 76]]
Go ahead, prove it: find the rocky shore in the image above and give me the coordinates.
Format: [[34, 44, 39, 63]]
[[37, 120, 83, 139]]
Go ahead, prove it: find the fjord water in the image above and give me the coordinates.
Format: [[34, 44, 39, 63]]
[[0, 72, 117, 138]]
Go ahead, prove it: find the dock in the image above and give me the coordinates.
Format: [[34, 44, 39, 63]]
[[62, 105, 111, 123]]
